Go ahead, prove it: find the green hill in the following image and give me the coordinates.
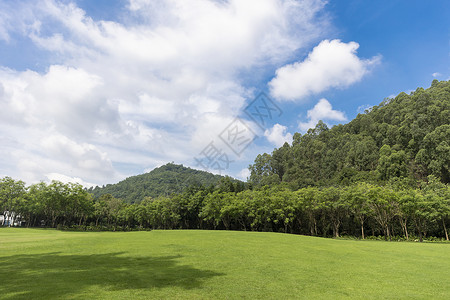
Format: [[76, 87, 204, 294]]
[[88, 163, 228, 203], [250, 79, 450, 188]]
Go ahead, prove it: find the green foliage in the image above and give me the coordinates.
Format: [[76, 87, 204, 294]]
[[0, 177, 26, 226], [249, 80, 450, 187], [88, 163, 232, 203]]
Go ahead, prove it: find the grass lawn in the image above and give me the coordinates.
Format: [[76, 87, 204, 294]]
[[0, 228, 449, 299]]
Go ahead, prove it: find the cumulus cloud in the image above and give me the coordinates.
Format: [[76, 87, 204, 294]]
[[237, 168, 251, 181], [432, 72, 441, 78], [41, 134, 115, 178], [45, 173, 97, 188], [298, 98, 346, 131], [264, 123, 293, 147], [269, 39, 381, 101], [0, 0, 329, 184]]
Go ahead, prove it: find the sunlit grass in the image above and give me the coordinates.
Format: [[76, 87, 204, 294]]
[[1, 228, 449, 299]]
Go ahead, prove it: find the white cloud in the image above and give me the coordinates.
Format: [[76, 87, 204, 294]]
[[45, 173, 97, 188], [298, 98, 346, 131], [269, 39, 381, 101], [432, 72, 441, 78], [0, 0, 329, 185], [40, 134, 115, 179], [264, 123, 293, 147], [237, 168, 251, 181]]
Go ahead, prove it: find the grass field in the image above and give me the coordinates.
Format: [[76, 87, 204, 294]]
[[1, 229, 449, 299]]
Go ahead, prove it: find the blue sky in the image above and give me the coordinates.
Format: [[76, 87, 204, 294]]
[[0, 0, 449, 186]]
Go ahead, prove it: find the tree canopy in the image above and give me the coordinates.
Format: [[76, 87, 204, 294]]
[[249, 80, 450, 188]]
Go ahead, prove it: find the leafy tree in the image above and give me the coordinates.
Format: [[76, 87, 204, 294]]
[[0, 177, 26, 226], [367, 186, 398, 240], [422, 176, 450, 240], [416, 125, 450, 182], [248, 154, 280, 187], [343, 183, 372, 239], [298, 187, 322, 236]]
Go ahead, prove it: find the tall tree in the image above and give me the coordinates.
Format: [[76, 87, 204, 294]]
[[0, 177, 26, 226]]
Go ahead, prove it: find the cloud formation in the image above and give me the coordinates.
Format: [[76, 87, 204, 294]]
[[264, 124, 293, 147], [269, 39, 381, 101], [0, 0, 328, 185], [237, 168, 251, 181], [298, 98, 346, 131]]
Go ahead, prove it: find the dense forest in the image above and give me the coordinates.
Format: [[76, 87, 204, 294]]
[[249, 79, 449, 188], [1, 80, 449, 241]]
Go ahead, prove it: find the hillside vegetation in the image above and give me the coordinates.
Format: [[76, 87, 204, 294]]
[[88, 163, 230, 203], [249, 79, 450, 188]]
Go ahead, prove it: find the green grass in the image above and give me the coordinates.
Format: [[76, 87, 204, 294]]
[[0, 228, 449, 299]]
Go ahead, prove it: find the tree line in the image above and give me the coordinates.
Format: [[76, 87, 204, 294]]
[[1, 176, 449, 242]]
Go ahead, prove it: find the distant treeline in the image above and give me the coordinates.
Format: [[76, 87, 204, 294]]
[[1, 176, 449, 242]]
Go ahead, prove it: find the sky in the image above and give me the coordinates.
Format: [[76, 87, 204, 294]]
[[0, 0, 449, 187]]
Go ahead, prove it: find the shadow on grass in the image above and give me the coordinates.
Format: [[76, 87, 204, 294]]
[[0, 252, 223, 299]]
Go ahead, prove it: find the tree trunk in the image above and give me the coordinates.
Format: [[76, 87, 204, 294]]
[[419, 221, 423, 242], [222, 218, 230, 230], [3, 211, 9, 226], [443, 219, 449, 241], [313, 218, 318, 236], [404, 224, 409, 241], [333, 222, 340, 238], [297, 218, 302, 233], [10, 213, 15, 227], [239, 219, 246, 231], [358, 216, 365, 239]]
